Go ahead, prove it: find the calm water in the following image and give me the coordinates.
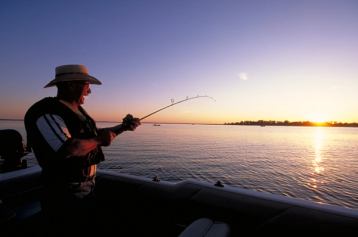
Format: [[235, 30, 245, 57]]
[[1, 120, 358, 209]]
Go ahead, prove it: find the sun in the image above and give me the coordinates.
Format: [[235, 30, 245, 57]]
[[307, 114, 328, 125], [312, 117, 326, 123]]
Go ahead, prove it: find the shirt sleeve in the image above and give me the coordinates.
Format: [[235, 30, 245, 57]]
[[36, 114, 72, 152]]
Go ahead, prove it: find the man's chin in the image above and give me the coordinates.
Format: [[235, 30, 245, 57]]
[[79, 96, 85, 104]]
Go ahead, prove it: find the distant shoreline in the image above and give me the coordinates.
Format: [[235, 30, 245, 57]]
[[225, 120, 358, 128], [1, 118, 358, 128]]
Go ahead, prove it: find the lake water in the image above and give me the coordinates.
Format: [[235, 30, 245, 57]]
[[1, 120, 357, 209]]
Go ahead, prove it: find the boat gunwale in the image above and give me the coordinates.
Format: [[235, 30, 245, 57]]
[[2, 165, 356, 219]]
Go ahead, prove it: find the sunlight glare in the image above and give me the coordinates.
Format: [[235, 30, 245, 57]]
[[308, 114, 328, 124], [306, 113, 330, 126], [313, 128, 325, 174]]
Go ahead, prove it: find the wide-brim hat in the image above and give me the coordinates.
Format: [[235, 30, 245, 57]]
[[44, 64, 102, 88]]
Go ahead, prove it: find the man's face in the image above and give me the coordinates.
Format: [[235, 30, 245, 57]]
[[56, 81, 92, 104], [79, 82, 91, 104]]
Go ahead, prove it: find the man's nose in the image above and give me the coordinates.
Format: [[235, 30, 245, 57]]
[[87, 87, 91, 94]]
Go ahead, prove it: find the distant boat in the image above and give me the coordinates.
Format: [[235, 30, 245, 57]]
[[153, 124, 160, 126]]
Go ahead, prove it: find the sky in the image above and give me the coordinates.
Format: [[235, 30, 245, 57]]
[[0, 0, 357, 124]]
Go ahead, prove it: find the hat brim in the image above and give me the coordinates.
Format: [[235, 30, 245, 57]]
[[44, 74, 102, 88]]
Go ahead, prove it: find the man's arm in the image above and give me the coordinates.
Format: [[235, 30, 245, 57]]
[[36, 114, 115, 158], [65, 129, 116, 157]]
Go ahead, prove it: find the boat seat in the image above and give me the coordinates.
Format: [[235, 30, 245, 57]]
[[178, 218, 230, 237]]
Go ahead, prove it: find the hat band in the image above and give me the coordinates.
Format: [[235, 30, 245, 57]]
[[56, 72, 89, 77]]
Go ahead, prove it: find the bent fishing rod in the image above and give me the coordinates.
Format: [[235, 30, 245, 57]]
[[140, 95, 215, 121], [112, 95, 215, 134]]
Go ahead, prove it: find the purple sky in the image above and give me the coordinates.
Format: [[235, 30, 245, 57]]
[[1, 0, 357, 123]]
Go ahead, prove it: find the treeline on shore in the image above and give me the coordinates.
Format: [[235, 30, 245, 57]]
[[225, 120, 358, 127]]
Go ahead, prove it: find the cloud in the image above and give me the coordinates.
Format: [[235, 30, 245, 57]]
[[237, 72, 248, 81]]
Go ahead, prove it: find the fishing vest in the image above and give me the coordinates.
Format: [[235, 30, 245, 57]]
[[24, 97, 104, 184]]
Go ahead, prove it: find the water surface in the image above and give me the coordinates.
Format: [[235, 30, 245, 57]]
[[1, 120, 357, 209]]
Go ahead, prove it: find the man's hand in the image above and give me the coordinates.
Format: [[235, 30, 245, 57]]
[[121, 114, 141, 131], [96, 129, 116, 146]]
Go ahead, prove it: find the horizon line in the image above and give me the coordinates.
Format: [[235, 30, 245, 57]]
[[1, 118, 358, 126]]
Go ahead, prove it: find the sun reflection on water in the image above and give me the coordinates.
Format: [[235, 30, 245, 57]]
[[313, 127, 325, 174], [307, 127, 326, 191]]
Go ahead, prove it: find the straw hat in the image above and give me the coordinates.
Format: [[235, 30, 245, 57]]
[[44, 64, 102, 88]]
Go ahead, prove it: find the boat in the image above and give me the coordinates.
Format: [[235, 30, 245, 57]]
[[1, 161, 357, 236], [0, 130, 357, 236]]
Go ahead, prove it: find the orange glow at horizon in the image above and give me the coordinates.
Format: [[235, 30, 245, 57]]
[[88, 108, 357, 125]]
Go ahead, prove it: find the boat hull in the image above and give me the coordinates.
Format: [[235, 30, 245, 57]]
[[1, 166, 357, 236]]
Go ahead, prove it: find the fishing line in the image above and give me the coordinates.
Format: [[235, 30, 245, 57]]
[[140, 95, 216, 121]]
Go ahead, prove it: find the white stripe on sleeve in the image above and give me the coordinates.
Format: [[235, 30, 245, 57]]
[[48, 114, 72, 139], [36, 114, 71, 151]]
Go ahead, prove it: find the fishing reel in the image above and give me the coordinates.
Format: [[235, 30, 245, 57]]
[[121, 114, 140, 131]]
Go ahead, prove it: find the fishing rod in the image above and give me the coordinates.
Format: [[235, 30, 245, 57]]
[[140, 95, 215, 121], [112, 95, 215, 135]]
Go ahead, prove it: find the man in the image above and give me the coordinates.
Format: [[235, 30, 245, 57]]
[[24, 64, 140, 234]]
